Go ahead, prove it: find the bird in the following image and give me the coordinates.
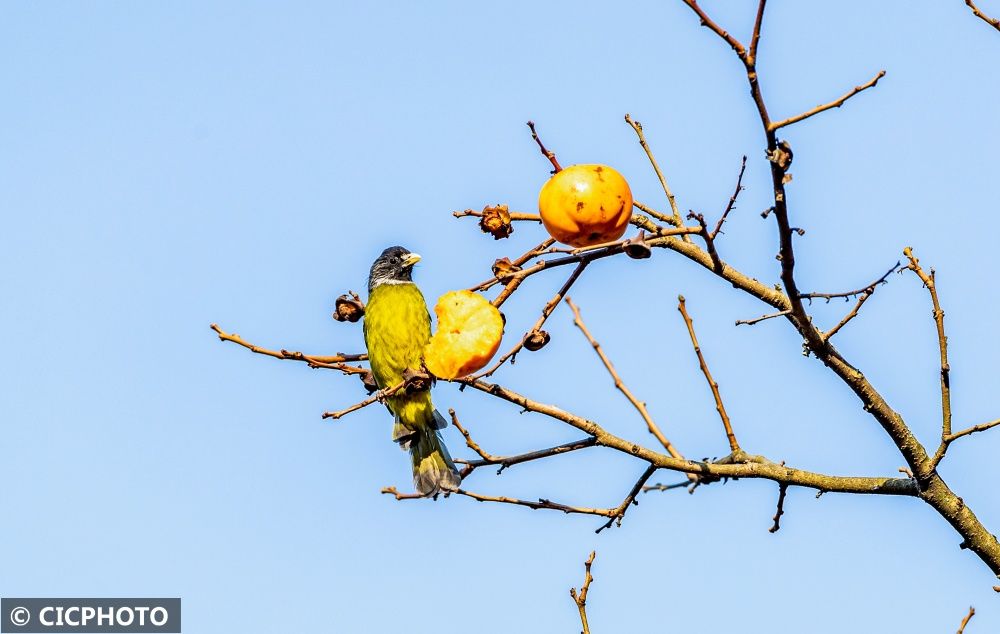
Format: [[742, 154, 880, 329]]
[[363, 245, 460, 495]]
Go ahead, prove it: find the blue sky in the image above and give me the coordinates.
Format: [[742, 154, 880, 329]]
[[2, 1, 998, 631]]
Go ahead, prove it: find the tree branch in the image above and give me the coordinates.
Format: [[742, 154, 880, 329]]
[[749, 0, 767, 63], [624, 113, 685, 231], [822, 289, 872, 341], [957, 605, 975, 634], [677, 295, 741, 454], [905, 248, 954, 467], [596, 465, 658, 533], [456, 377, 917, 496], [210, 324, 367, 367], [711, 155, 748, 240], [321, 379, 407, 420], [527, 120, 562, 172], [964, 0, 1000, 31], [453, 208, 542, 222], [770, 70, 886, 131], [799, 261, 901, 301], [450, 408, 597, 478], [565, 297, 687, 461], [475, 260, 589, 377], [735, 309, 790, 327], [768, 482, 788, 533], [570, 552, 596, 634]]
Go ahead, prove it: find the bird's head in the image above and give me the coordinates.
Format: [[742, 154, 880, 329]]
[[368, 245, 421, 291]]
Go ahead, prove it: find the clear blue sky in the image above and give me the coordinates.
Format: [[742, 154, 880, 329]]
[[2, 1, 998, 631]]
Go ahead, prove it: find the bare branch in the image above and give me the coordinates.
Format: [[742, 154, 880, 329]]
[[632, 200, 678, 226], [822, 289, 872, 341], [678, 0, 748, 59], [687, 211, 722, 272], [476, 260, 589, 377], [321, 379, 407, 420], [469, 229, 702, 307], [566, 297, 687, 461], [642, 480, 691, 494], [527, 120, 562, 172], [596, 465, 658, 533], [770, 71, 886, 131], [768, 482, 788, 533], [677, 296, 741, 453], [450, 408, 597, 478], [799, 261, 901, 301], [453, 489, 621, 518], [957, 606, 976, 634], [453, 208, 542, 222], [964, 0, 1000, 31], [624, 114, 685, 231], [454, 380, 917, 497], [905, 248, 954, 467], [947, 418, 1000, 443], [711, 155, 748, 240], [570, 552, 596, 634], [210, 323, 367, 367], [735, 309, 791, 327], [470, 238, 557, 295], [459, 438, 598, 478], [749, 0, 767, 62]]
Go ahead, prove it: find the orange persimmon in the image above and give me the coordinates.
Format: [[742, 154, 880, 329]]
[[424, 290, 504, 379], [538, 164, 633, 247]]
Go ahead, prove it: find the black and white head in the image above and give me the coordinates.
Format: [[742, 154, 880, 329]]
[[368, 246, 421, 292]]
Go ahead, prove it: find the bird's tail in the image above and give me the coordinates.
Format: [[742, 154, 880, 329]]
[[393, 409, 459, 495]]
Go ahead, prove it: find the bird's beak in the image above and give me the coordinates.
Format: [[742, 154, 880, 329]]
[[401, 252, 422, 268]]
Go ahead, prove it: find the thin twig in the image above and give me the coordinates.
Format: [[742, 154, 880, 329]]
[[450, 409, 597, 477], [822, 290, 872, 341], [210, 324, 367, 365], [475, 261, 589, 377], [453, 489, 614, 516], [453, 209, 542, 222], [642, 480, 691, 494], [467, 229, 700, 305], [625, 114, 685, 232], [688, 211, 722, 272], [768, 483, 788, 533], [527, 120, 562, 172], [711, 155, 748, 240], [633, 200, 678, 225], [566, 297, 689, 465], [770, 71, 886, 131], [735, 310, 791, 326], [749, 0, 767, 62], [596, 465, 658, 533], [458, 438, 598, 478], [677, 296, 741, 453], [964, 0, 1000, 31], [947, 418, 1000, 443], [321, 379, 406, 420], [679, 0, 748, 59], [799, 261, 901, 301], [470, 238, 557, 294], [570, 552, 596, 634], [957, 606, 976, 634], [905, 248, 953, 467]]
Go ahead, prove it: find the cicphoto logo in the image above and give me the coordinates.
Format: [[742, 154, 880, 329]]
[[1, 599, 180, 633]]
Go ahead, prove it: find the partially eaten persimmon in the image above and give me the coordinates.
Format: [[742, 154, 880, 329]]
[[538, 164, 633, 247], [424, 290, 504, 379]]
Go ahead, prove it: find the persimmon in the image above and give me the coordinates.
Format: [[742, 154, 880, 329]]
[[538, 164, 633, 247], [424, 290, 504, 379]]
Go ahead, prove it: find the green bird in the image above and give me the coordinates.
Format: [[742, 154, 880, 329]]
[[363, 246, 460, 495]]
